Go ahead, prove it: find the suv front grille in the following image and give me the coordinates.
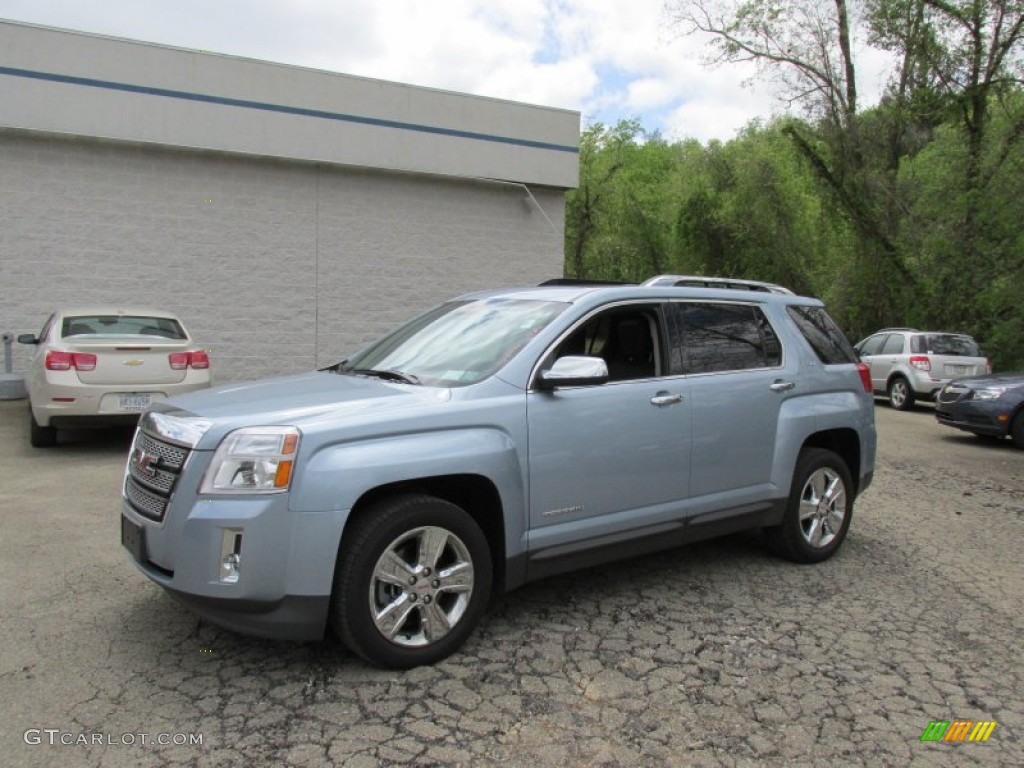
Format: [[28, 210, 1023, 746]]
[[124, 430, 191, 522]]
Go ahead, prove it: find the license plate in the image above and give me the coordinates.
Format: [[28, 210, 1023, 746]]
[[119, 393, 152, 411], [121, 516, 146, 563], [947, 365, 968, 376]]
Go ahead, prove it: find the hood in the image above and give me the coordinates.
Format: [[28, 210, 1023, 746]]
[[146, 371, 451, 447], [949, 372, 1024, 389]]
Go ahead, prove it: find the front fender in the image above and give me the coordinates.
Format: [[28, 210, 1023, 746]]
[[289, 428, 525, 523]]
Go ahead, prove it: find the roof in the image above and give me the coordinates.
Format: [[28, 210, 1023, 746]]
[[455, 282, 819, 307], [55, 308, 184, 318]]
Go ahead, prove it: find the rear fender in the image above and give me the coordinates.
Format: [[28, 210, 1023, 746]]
[[773, 391, 873, 498]]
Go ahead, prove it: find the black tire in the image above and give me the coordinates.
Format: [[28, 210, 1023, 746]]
[[888, 376, 915, 410], [30, 411, 57, 448], [331, 494, 492, 668], [766, 448, 854, 564], [1011, 411, 1024, 450]]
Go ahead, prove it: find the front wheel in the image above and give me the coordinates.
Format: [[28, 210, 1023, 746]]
[[766, 448, 854, 563], [1011, 412, 1024, 450], [331, 494, 492, 668], [888, 377, 915, 410]]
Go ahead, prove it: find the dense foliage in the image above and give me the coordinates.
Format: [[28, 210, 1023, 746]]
[[565, 1, 1024, 370]]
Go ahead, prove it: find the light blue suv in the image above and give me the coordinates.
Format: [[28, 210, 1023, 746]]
[[121, 279, 876, 668]]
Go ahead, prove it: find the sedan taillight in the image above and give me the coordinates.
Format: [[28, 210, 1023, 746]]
[[170, 351, 211, 370], [189, 350, 210, 369], [909, 355, 931, 372], [46, 351, 96, 371]]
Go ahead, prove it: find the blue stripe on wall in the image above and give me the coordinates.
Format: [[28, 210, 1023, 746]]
[[0, 65, 579, 154]]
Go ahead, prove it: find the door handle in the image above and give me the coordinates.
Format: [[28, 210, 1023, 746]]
[[769, 380, 795, 392], [650, 392, 684, 406]]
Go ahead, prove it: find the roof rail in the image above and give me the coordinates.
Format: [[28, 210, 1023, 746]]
[[537, 278, 633, 287], [878, 327, 919, 333], [642, 275, 794, 295]]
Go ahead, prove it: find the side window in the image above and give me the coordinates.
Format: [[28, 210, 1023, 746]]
[[544, 305, 664, 382], [880, 334, 905, 354], [787, 306, 858, 364], [858, 335, 887, 356], [673, 302, 782, 374]]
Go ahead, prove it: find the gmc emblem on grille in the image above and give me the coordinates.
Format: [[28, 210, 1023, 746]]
[[133, 447, 159, 477]]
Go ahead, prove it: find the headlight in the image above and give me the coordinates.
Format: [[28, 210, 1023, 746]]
[[973, 387, 1006, 400], [200, 427, 300, 494]]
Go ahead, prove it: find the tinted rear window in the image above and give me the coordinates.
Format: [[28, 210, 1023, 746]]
[[670, 302, 782, 374], [911, 334, 982, 356], [62, 315, 186, 340], [787, 306, 857, 364]]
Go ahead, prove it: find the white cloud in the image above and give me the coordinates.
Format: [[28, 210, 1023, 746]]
[[0, 0, 894, 143]]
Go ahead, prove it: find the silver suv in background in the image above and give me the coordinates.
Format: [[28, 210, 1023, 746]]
[[854, 329, 991, 410], [121, 278, 876, 668]]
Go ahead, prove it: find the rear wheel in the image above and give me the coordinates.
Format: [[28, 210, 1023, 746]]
[[888, 377, 915, 410], [331, 494, 492, 668], [766, 447, 854, 563], [29, 411, 57, 448], [1012, 412, 1024, 450]]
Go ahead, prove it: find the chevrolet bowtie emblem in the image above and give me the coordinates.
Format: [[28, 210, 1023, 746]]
[[123, 359, 144, 366]]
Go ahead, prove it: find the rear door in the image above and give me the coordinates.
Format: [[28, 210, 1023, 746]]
[[855, 333, 890, 393], [873, 333, 906, 389], [668, 301, 792, 508]]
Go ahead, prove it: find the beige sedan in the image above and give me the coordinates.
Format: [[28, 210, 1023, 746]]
[[17, 308, 212, 447]]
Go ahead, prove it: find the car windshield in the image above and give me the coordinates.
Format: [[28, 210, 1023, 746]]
[[913, 334, 982, 356], [61, 315, 187, 340], [341, 298, 568, 387]]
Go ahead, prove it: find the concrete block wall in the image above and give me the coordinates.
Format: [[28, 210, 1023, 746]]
[[0, 130, 565, 383]]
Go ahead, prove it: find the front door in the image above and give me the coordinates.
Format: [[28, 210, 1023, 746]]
[[525, 303, 691, 553]]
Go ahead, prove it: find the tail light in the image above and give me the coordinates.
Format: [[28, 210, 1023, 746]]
[[170, 351, 211, 370], [856, 362, 872, 393], [46, 351, 97, 371], [909, 355, 931, 372], [189, 350, 210, 369], [986, 358, 993, 374]]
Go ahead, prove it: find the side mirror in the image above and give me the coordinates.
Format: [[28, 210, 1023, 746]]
[[537, 356, 609, 390], [17, 334, 39, 345]]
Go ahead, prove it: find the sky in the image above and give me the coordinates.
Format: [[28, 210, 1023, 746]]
[[0, 0, 893, 144]]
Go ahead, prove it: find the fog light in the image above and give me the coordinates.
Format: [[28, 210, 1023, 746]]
[[219, 530, 243, 583]]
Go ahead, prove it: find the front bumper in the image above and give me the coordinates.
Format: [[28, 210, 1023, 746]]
[[121, 491, 349, 641], [935, 404, 1009, 438]]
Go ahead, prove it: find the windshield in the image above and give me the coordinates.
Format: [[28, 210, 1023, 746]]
[[341, 298, 568, 387]]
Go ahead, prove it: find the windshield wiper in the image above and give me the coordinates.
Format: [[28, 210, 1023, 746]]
[[348, 368, 421, 385]]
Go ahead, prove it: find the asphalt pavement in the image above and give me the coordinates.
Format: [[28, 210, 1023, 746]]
[[0, 399, 1021, 767]]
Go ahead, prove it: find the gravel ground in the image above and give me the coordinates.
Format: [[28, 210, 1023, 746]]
[[0, 399, 1021, 767]]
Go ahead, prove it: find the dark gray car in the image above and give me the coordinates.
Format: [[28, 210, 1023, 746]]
[[935, 372, 1024, 448]]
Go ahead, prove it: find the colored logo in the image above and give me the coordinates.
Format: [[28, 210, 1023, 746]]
[[920, 720, 997, 742]]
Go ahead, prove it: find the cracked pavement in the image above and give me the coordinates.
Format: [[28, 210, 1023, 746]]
[[1, 400, 1021, 767]]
